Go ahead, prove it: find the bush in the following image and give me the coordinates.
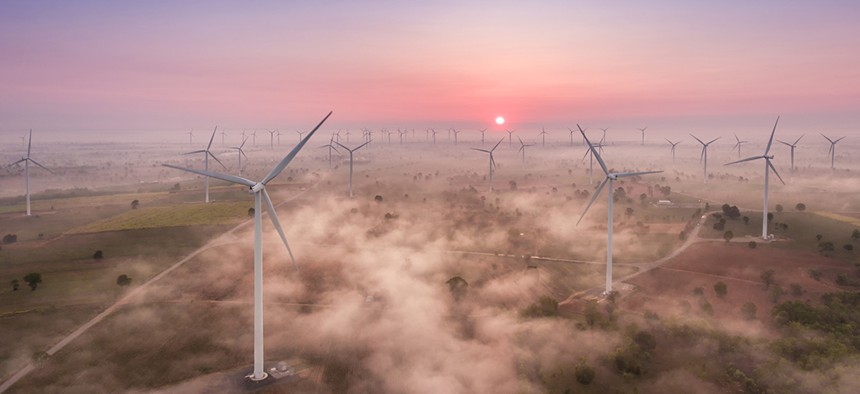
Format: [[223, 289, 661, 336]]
[[248, 207, 255, 217], [844, 244, 854, 252], [131, 199, 140, 209], [116, 274, 132, 287], [23, 273, 42, 290], [790, 283, 803, 296], [575, 359, 596, 385], [761, 269, 775, 289], [521, 296, 559, 318], [374, 195, 383, 203], [741, 302, 757, 320], [723, 231, 734, 243], [93, 250, 103, 259], [795, 203, 806, 211], [2, 234, 17, 244], [714, 281, 728, 298], [776, 204, 784, 213], [748, 241, 757, 249]]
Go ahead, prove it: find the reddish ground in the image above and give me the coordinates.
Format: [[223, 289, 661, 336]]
[[621, 242, 855, 330]]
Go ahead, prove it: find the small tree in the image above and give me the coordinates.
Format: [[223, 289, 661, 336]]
[[639, 193, 647, 205], [248, 207, 255, 217], [743, 216, 749, 225], [116, 274, 132, 287], [625, 207, 634, 218], [770, 285, 784, 303], [808, 268, 823, 281], [760, 269, 775, 289], [724, 231, 734, 243], [741, 302, 757, 320], [446, 276, 468, 300], [23, 273, 42, 290], [844, 244, 854, 252], [795, 203, 806, 211], [11, 279, 19, 291], [2, 234, 17, 244], [575, 358, 596, 385], [748, 241, 757, 249], [374, 195, 383, 203], [775, 204, 784, 213], [789, 283, 803, 296], [815, 234, 823, 242], [714, 281, 727, 298], [633, 330, 657, 354], [93, 250, 103, 259], [131, 199, 140, 209], [852, 229, 860, 240]]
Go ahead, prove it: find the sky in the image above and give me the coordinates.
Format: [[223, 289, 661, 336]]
[[1, 1, 859, 139]]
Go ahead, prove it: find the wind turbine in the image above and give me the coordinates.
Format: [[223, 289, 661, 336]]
[[320, 137, 340, 169], [295, 130, 305, 144], [477, 128, 487, 145], [334, 140, 370, 198], [506, 129, 516, 148], [452, 128, 462, 145], [726, 117, 784, 240], [187, 130, 194, 145], [576, 125, 662, 295], [267, 129, 277, 148], [183, 127, 227, 203], [398, 129, 407, 144], [9, 130, 53, 216], [777, 135, 803, 171], [431, 128, 439, 145], [230, 137, 249, 174], [638, 127, 647, 145], [732, 133, 749, 158], [251, 131, 257, 146], [690, 134, 720, 183], [820, 133, 845, 169], [599, 128, 609, 144], [539, 127, 549, 147], [471, 138, 503, 192], [581, 133, 605, 185], [665, 139, 681, 163], [518, 137, 533, 166], [221, 129, 227, 146], [164, 111, 331, 382]]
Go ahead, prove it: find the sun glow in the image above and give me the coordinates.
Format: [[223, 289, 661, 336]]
[[495, 116, 505, 125]]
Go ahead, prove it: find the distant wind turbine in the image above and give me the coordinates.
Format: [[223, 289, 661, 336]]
[[230, 137, 249, 174], [638, 127, 647, 145], [477, 128, 487, 145], [576, 125, 662, 295], [9, 130, 53, 216], [518, 137, 534, 166], [188, 130, 194, 145], [295, 130, 305, 144], [539, 127, 549, 147], [320, 137, 340, 169], [665, 139, 681, 163], [506, 129, 516, 148], [221, 129, 227, 146], [453, 128, 461, 145], [726, 117, 784, 240], [163, 111, 332, 382], [581, 132, 605, 185], [472, 138, 504, 192], [267, 129, 277, 148], [690, 134, 720, 183], [732, 133, 749, 158], [820, 133, 845, 170], [183, 127, 227, 203], [777, 135, 803, 171], [335, 140, 370, 198]]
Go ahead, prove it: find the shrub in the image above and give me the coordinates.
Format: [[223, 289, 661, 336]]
[[2, 234, 17, 244], [23, 273, 42, 290], [748, 241, 757, 249], [741, 302, 757, 320], [93, 250, 103, 259], [795, 203, 806, 211], [116, 274, 132, 287], [575, 359, 596, 385], [714, 281, 728, 298]]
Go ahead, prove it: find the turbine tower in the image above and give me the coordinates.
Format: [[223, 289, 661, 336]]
[[665, 139, 681, 163], [230, 137, 249, 174], [453, 128, 461, 145], [183, 127, 226, 203], [506, 129, 516, 148], [472, 138, 503, 192], [539, 127, 549, 147], [477, 128, 487, 145], [267, 129, 277, 148], [9, 130, 53, 216], [690, 134, 720, 183], [187, 130, 194, 145], [576, 125, 662, 295], [820, 133, 845, 170], [334, 140, 370, 198], [581, 134, 605, 185], [320, 137, 340, 169], [163, 111, 332, 381], [732, 133, 749, 158], [777, 135, 803, 171], [518, 137, 533, 166], [638, 127, 647, 145], [726, 117, 784, 240]]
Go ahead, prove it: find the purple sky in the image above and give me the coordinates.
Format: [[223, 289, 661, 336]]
[[1, 1, 859, 139]]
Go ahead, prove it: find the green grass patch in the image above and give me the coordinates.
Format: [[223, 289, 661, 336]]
[[66, 202, 251, 234]]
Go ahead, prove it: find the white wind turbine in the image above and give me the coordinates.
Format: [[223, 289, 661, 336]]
[[518, 137, 534, 166], [506, 129, 516, 148], [777, 135, 803, 171], [638, 127, 647, 145], [9, 130, 53, 216], [163, 111, 331, 382], [231, 137, 249, 174], [820, 133, 845, 170], [183, 127, 227, 203], [665, 139, 681, 163], [576, 125, 662, 295], [398, 129, 407, 144], [187, 130, 194, 145], [477, 128, 487, 145], [267, 129, 277, 148], [581, 132, 605, 185], [334, 140, 370, 198], [690, 134, 720, 183], [472, 138, 504, 192], [732, 133, 749, 159], [726, 117, 784, 240], [539, 127, 549, 147], [453, 128, 462, 145], [320, 136, 339, 169], [295, 130, 305, 144]]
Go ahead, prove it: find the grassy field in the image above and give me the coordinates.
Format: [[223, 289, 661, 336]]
[[66, 201, 251, 234]]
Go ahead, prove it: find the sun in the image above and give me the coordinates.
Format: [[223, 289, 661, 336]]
[[495, 116, 505, 125]]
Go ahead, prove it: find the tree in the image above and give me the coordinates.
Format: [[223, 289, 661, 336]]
[[790, 283, 803, 296], [748, 241, 757, 249], [816, 234, 823, 242], [795, 203, 806, 211], [575, 358, 596, 385], [639, 193, 648, 205], [446, 276, 468, 300], [776, 204, 784, 213], [844, 244, 854, 252], [374, 195, 384, 203], [2, 234, 17, 244], [743, 216, 750, 225], [23, 273, 42, 290], [247, 207, 255, 217], [625, 207, 634, 218], [770, 285, 785, 303], [852, 229, 860, 240], [93, 250, 103, 259], [693, 286, 704, 296], [633, 330, 657, 353], [522, 296, 559, 318], [714, 281, 728, 298], [818, 242, 835, 253], [130, 199, 140, 209], [11, 279, 19, 291], [509, 180, 517, 190], [116, 274, 132, 287], [761, 269, 775, 289], [767, 212, 774, 221], [808, 269, 823, 281], [724, 231, 734, 243], [713, 221, 725, 231], [741, 302, 757, 320]]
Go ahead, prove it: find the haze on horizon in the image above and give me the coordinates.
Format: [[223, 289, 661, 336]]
[[1, 1, 859, 140]]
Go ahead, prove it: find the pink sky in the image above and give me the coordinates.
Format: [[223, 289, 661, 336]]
[[1, 1, 859, 137]]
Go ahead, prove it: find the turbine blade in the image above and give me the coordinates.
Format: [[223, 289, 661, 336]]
[[239, 137, 248, 149], [209, 152, 227, 169], [794, 134, 803, 145], [207, 126, 217, 150], [578, 124, 609, 175], [581, 148, 591, 162], [354, 140, 371, 151], [491, 138, 503, 151], [615, 170, 663, 177], [725, 155, 764, 166], [334, 141, 349, 151], [690, 134, 705, 145], [577, 177, 608, 225], [183, 150, 207, 155], [700, 147, 705, 163], [28, 158, 53, 174], [820, 133, 834, 144], [835, 136, 846, 143], [162, 164, 255, 186], [262, 189, 299, 271], [767, 159, 785, 185], [764, 116, 779, 155], [261, 111, 332, 185], [27, 129, 32, 157], [707, 137, 721, 145]]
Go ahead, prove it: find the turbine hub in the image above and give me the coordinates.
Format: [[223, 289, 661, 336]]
[[250, 183, 264, 193]]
